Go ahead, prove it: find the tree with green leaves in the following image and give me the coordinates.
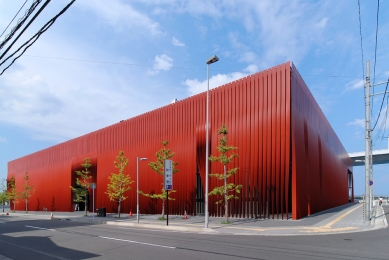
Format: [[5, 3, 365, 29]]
[[0, 178, 9, 212], [19, 172, 35, 212], [105, 150, 133, 218], [139, 140, 178, 219], [8, 176, 19, 212], [70, 158, 92, 216], [209, 124, 242, 224]]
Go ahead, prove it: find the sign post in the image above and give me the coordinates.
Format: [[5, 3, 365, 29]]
[[164, 160, 173, 226], [90, 183, 96, 218]]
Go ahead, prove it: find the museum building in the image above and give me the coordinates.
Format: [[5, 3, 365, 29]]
[[8, 62, 353, 220]]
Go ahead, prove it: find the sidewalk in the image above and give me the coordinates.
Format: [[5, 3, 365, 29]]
[[1, 203, 387, 236]]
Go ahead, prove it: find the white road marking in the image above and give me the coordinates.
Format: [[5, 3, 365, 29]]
[[99, 236, 176, 249], [25, 225, 55, 231]]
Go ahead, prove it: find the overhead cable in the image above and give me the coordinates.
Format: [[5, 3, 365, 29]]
[[0, 0, 29, 39], [372, 78, 389, 131], [372, 0, 380, 88], [19, 54, 360, 78], [0, 0, 50, 61], [0, 0, 77, 76], [357, 0, 365, 81]]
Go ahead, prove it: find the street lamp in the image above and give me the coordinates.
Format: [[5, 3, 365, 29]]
[[137, 157, 147, 223], [205, 54, 219, 229]]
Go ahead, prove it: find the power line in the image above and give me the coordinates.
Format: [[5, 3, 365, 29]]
[[372, 78, 389, 131], [0, 0, 29, 39], [373, 0, 380, 88], [0, 0, 50, 61], [0, 0, 76, 76], [20, 54, 361, 78], [357, 0, 365, 81]]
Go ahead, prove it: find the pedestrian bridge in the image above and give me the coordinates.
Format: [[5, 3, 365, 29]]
[[349, 149, 389, 166]]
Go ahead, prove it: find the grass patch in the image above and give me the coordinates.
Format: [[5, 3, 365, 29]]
[[221, 221, 232, 224], [158, 217, 167, 221]]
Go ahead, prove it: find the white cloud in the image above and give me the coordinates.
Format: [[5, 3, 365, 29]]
[[343, 79, 364, 93], [183, 71, 248, 97], [317, 17, 328, 28], [240, 52, 257, 63], [348, 119, 365, 128], [244, 64, 258, 74], [78, 0, 161, 35], [172, 37, 185, 47], [149, 54, 173, 74], [0, 136, 7, 143]]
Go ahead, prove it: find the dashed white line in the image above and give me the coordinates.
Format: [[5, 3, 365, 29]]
[[25, 225, 56, 231], [99, 236, 176, 249]]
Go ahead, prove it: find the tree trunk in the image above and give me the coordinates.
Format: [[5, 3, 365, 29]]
[[224, 164, 228, 223], [118, 200, 121, 218], [161, 198, 165, 219], [26, 199, 28, 212], [85, 187, 88, 216]]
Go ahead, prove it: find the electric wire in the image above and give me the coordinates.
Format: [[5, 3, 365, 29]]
[[19, 54, 360, 78], [372, 0, 380, 88], [0, 0, 76, 76], [0, 0, 50, 61], [0, 0, 29, 39], [0, 0, 43, 50], [373, 96, 388, 148], [371, 78, 389, 131], [357, 0, 365, 81]]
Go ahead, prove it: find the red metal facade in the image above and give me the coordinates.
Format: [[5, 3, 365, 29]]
[[8, 62, 352, 219]]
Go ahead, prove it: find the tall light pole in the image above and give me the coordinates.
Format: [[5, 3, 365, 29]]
[[137, 157, 147, 223], [205, 54, 219, 229], [364, 60, 371, 221]]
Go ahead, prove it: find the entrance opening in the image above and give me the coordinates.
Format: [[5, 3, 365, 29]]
[[196, 164, 204, 215], [71, 160, 97, 212], [348, 169, 353, 202]]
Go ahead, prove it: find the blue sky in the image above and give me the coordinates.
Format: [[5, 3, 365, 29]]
[[0, 0, 388, 196]]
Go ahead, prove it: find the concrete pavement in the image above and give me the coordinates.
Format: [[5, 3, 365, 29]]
[[1, 202, 387, 236]]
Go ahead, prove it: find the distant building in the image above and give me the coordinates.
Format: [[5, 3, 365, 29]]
[[8, 62, 353, 219]]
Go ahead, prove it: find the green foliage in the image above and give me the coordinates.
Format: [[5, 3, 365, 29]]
[[8, 176, 19, 212], [0, 178, 9, 212], [139, 140, 178, 218], [208, 183, 242, 204], [19, 172, 35, 212], [70, 158, 92, 216], [105, 151, 133, 217], [209, 124, 242, 223]]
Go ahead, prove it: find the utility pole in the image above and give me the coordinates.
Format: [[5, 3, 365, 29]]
[[365, 60, 371, 221]]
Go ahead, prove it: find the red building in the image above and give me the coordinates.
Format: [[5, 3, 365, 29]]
[[8, 62, 353, 220]]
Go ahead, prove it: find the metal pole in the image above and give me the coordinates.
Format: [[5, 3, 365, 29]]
[[137, 157, 139, 223], [205, 63, 209, 229], [365, 60, 371, 221], [93, 187, 94, 218], [166, 190, 169, 226]]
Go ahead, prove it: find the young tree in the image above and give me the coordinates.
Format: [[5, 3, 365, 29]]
[[19, 172, 35, 212], [8, 176, 19, 212], [0, 178, 9, 212], [70, 158, 92, 216], [105, 150, 134, 218], [139, 140, 178, 219], [209, 124, 242, 224]]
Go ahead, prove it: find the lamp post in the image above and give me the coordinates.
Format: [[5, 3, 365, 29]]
[[205, 54, 219, 229], [137, 157, 147, 223]]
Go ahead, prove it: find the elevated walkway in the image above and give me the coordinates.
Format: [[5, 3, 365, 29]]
[[349, 149, 389, 166]]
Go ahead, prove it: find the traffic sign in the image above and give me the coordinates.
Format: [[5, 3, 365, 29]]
[[369, 180, 373, 186], [164, 160, 173, 190], [90, 183, 96, 189]]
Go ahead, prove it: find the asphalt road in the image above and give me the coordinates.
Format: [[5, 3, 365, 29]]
[[1, 206, 389, 260]]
